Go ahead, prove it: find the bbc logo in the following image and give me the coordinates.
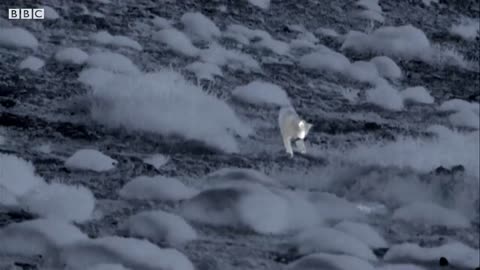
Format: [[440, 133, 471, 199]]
[[8, 8, 45, 20]]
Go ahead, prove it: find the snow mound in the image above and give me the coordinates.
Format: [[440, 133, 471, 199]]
[[439, 98, 479, 114], [449, 19, 479, 41], [78, 67, 116, 89], [42, 5, 60, 19], [401, 86, 434, 104], [122, 210, 197, 246], [180, 183, 320, 234], [232, 80, 291, 106], [88, 264, 131, 270], [60, 236, 194, 270], [205, 167, 278, 187], [310, 193, 366, 222], [356, 0, 382, 12], [0, 219, 87, 258], [142, 154, 169, 170], [365, 80, 404, 111], [87, 51, 140, 74], [253, 36, 290, 55], [90, 31, 142, 51], [291, 227, 377, 261], [334, 221, 387, 249], [370, 56, 402, 79], [88, 70, 252, 153], [377, 264, 427, 270], [200, 43, 261, 73], [340, 125, 479, 177], [222, 24, 270, 45], [384, 242, 479, 269], [248, 0, 270, 9], [449, 109, 480, 129], [55, 47, 89, 65], [346, 61, 381, 83], [19, 56, 45, 71], [119, 175, 197, 201], [341, 25, 431, 60], [180, 12, 220, 42], [316, 27, 340, 38], [299, 47, 351, 74], [20, 182, 96, 222], [0, 153, 45, 196], [0, 27, 38, 49], [65, 149, 117, 172], [0, 185, 19, 208], [355, 10, 384, 23], [185, 61, 223, 81], [153, 28, 199, 57], [392, 201, 470, 228], [288, 253, 375, 270], [151, 16, 172, 29]]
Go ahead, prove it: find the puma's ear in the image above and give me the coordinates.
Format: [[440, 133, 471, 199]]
[[298, 120, 305, 127], [306, 123, 313, 130]]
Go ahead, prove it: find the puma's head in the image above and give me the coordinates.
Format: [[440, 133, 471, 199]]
[[298, 120, 313, 139]]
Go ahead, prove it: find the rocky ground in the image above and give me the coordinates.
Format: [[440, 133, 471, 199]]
[[0, 0, 479, 269]]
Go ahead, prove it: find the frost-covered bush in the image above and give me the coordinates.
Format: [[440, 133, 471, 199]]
[[20, 182, 96, 222], [180, 12, 220, 42], [0, 27, 38, 49], [65, 149, 117, 172], [341, 25, 431, 61], [88, 70, 252, 153], [122, 210, 197, 246], [19, 56, 45, 71], [55, 47, 89, 65], [153, 28, 199, 57], [392, 201, 470, 228], [87, 52, 140, 74], [0, 153, 45, 196], [119, 175, 197, 201], [401, 86, 434, 104], [232, 81, 291, 106], [365, 80, 404, 111]]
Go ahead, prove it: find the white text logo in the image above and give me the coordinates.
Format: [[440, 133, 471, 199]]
[[8, 9, 45, 20]]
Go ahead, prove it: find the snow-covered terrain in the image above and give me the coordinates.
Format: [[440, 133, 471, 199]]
[[0, 0, 479, 269]]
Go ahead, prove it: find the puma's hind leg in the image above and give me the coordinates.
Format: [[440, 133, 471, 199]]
[[283, 136, 294, 157]]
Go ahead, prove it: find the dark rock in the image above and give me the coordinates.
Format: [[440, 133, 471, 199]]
[[373, 247, 389, 258], [439, 256, 449, 266]]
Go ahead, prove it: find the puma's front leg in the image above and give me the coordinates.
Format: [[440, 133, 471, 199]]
[[295, 139, 307, 154], [283, 136, 294, 157]]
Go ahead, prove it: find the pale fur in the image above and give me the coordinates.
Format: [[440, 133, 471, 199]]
[[278, 107, 313, 157]]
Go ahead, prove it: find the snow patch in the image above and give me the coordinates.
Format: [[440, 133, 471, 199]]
[[247, 0, 270, 9], [65, 149, 117, 172], [180, 12, 220, 42], [299, 47, 351, 74], [119, 175, 197, 201], [88, 70, 252, 153], [346, 61, 381, 84], [142, 154, 169, 170], [87, 51, 140, 74], [151, 16, 172, 29], [334, 221, 387, 248], [20, 182, 96, 222], [365, 80, 404, 111], [205, 167, 278, 187], [60, 236, 194, 270], [288, 253, 376, 270], [200, 43, 261, 73], [122, 210, 197, 246], [0, 27, 38, 49], [448, 109, 480, 129], [232, 80, 291, 106], [0, 219, 88, 258], [0, 153, 45, 196], [392, 201, 470, 228], [384, 242, 479, 269], [19, 56, 45, 71], [370, 56, 402, 79], [401, 86, 434, 104], [449, 18, 479, 41], [291, 227, 378, 261], [341, 25, 431, 61], [185, 61, 223, 81], [55, 47, 89, 65], [153, 28, 199, 57]]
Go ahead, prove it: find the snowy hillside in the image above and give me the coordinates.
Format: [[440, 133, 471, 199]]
[[0, 0, 479, 270]]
